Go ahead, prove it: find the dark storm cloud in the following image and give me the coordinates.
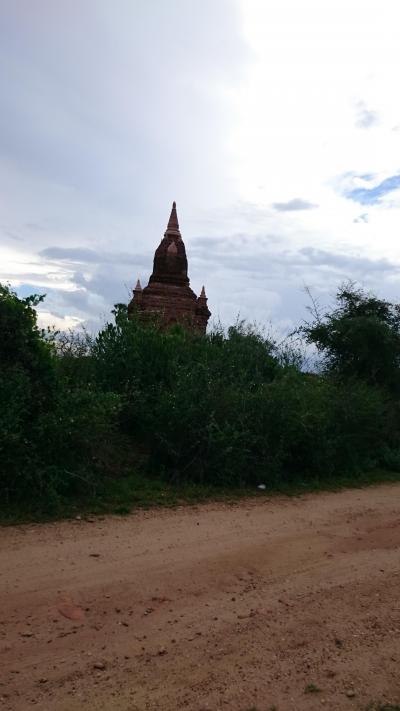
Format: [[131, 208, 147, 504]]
[[272, 198, 318, 212]]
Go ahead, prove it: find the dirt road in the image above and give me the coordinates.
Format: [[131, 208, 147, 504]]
[[1, 485, 400, 711]]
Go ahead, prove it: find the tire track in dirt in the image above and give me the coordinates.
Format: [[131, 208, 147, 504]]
[[0, 484, 399, 710]]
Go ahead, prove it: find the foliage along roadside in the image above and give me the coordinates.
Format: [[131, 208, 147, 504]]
[[1, 281, 400, 517]]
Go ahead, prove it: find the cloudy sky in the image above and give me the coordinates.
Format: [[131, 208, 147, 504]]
[[1, 0, 400, 334]]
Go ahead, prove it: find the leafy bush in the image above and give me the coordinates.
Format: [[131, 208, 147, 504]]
[[91, 305, 396, 485], [140, 370, 392, 485], [1, 282, 400, 511], [0, 285, 119, 506], [300, 282, 400, 392]]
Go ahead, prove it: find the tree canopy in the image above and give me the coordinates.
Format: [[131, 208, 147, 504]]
[[300, 283, 400, 392]]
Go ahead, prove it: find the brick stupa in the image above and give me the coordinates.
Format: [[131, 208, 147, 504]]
[[128, 202, 211, 333]]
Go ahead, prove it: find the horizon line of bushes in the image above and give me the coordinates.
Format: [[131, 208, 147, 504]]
[[1, 280, 400, 512]]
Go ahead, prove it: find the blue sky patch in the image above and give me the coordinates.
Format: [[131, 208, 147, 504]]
[[15, 284, 46, 299], [345, 174, 400, 205]]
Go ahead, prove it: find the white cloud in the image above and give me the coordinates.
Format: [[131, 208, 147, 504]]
[[354, 101, 379, 129], [36, 310, 84, 331], [1, 0, 400, 330]]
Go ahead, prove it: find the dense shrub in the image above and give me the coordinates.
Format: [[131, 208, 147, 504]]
[[1, 282, 400, 509], [0, 285, 119, 505], [138, 370, 393, 485], [300, 283, 400, 392], [91, 304, 398, 485]]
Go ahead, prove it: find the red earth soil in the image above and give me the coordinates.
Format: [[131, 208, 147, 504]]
[[1, 484, 400, 710]]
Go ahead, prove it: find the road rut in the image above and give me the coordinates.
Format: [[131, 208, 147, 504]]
[[1, 484, 400, 710]]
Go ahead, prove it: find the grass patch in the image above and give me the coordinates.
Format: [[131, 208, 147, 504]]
[[0, 471, 250, 525], [305, 683, 322, 694], [1, 467, 399, 527]]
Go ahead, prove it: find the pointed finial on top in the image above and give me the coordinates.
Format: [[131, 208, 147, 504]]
[[134, 279, 142, 291], [200, 285, 207, 298], [165, 201, 181, 238], [167, 201, 179, 230]]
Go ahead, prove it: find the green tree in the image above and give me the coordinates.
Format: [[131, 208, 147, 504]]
[[0, 284, 119, 506], [0, 283, 55, 394], [0, 284, 55, 497], [300, 283, 400, 392]]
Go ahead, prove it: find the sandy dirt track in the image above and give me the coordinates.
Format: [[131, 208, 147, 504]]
[[1, 485, 400, 711]]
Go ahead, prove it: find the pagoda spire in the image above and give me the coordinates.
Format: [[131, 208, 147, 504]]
[[164, 201, 181, 239], [128, 201, 211, 333]]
